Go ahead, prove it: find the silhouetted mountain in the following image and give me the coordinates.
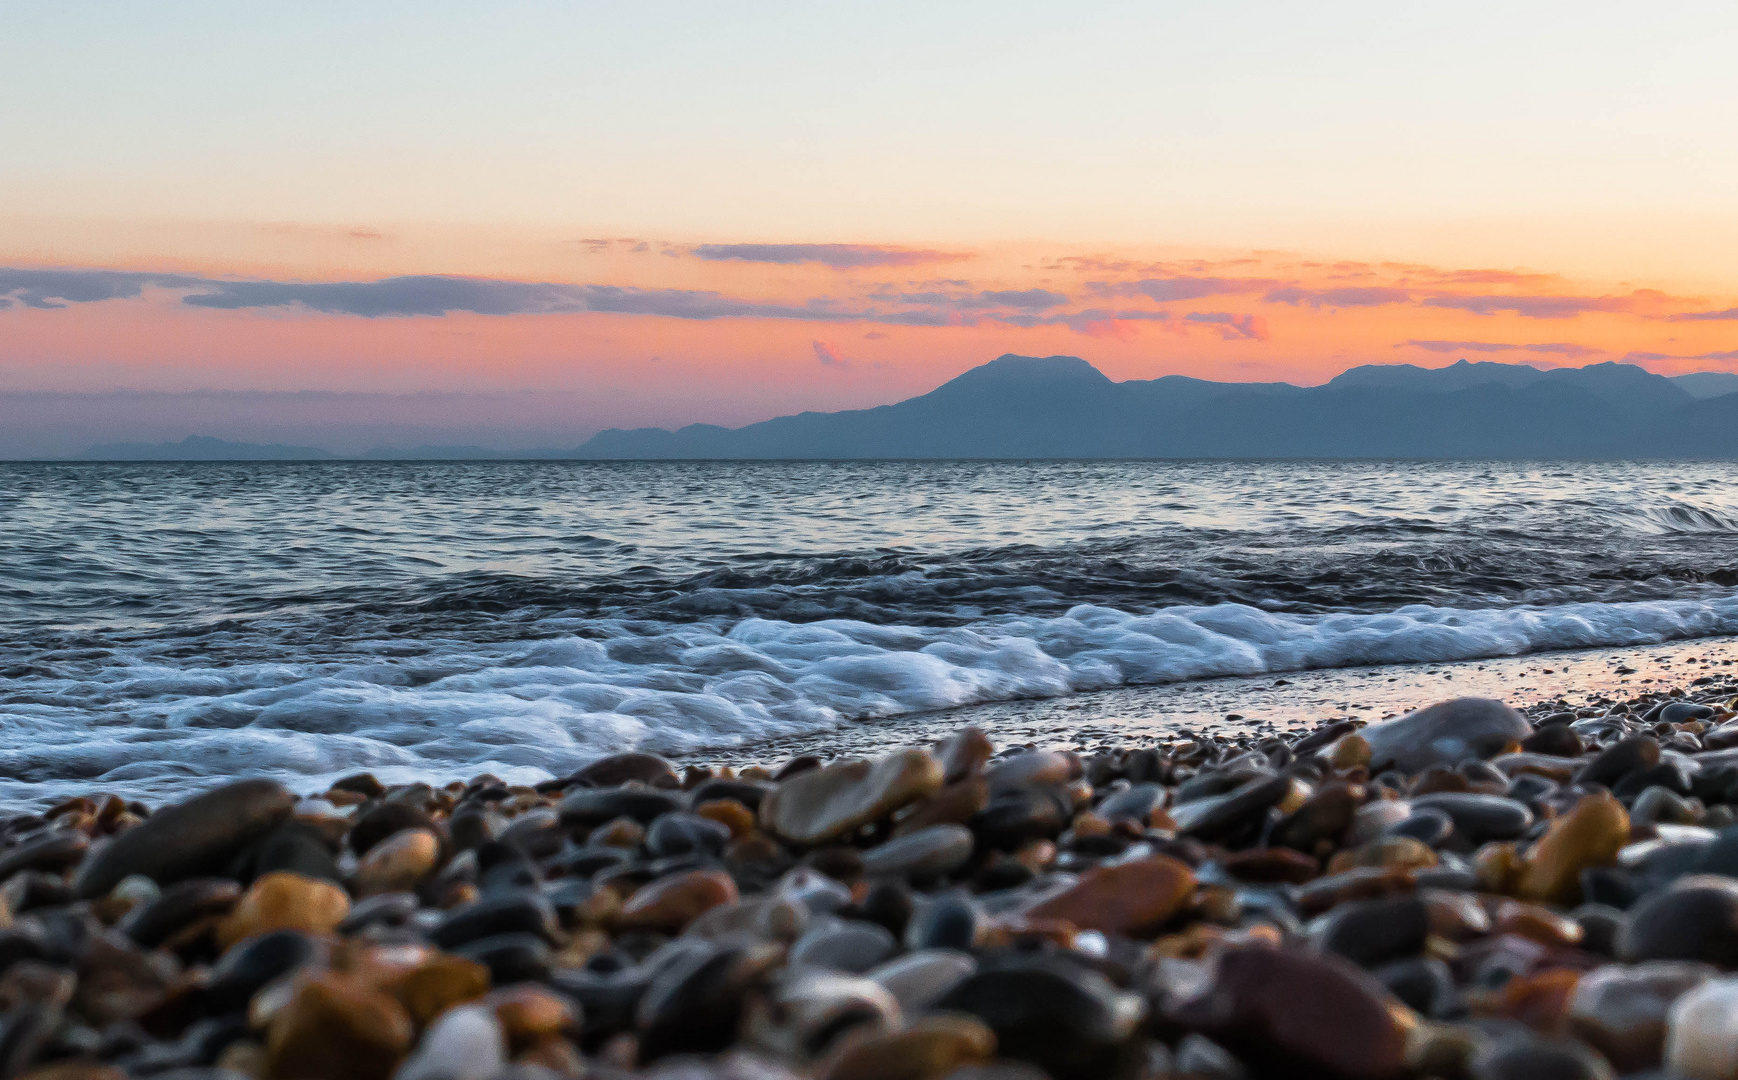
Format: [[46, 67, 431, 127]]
[[572, 354, 1738, 460], [80, 435, 336, 461]]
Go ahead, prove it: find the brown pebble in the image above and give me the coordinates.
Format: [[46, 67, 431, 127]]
[[1223, 847, 1320, 885], [218, 872, 351, 949], [589, 816, 647, 848], [1026, 854, 1195, 937], [819, 1014, 997, 1080], [1515, 791, 1629, 905], [892, 778, 990, 838], [352, 828, 441, 897], [385, 954, 492, 1027], [1330, 734, 1372, 770], [1296, 866, 1417, 916], [616, 869, 740, 933], [1495, 900, 1585, 948], [694, 798, 757, 838], [266, 972, 413, 1080], [1326, 836, 1438, 875], [487, 985, 576, 1050]]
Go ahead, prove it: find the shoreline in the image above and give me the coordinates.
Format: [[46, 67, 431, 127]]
[[689, 633, 1738, 768]]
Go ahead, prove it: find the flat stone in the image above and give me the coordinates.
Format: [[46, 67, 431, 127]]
[[1580, 736, 1662, 787], [860, 825, 975, 881], [1410, 793, 1534, 843], [789, 920, 898, 973], [558, 787, 683, 828], [968, 784, 1069, 851], [904, 893, 979, 952], [1167, 945, 1409, 1080], [1171, 775, 1290, 843], [565, 752, 679, 789], [74, 779, 296, 899], [1362, 697, 1531, 773], [218, 871, 351, 949], [747, 969, 902, 1062], [1515, 791, 1630, 905], [761, 750, 944, 846], [645, 812, 733, 859], [1095, 784, 1164, 825], [616, 869, 739, 933], [1025, 854, 1195, 938]]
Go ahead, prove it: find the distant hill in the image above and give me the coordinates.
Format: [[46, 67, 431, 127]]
[[80, 435, 336, 461], [1674, 371, 1738, 400], [571, 354, 1738, 460]]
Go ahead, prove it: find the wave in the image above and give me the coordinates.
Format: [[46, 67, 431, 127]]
[[6, 592, 1738, 804]]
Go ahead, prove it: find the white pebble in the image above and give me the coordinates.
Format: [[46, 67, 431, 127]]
[[1666, 977, 1738, 1080], [393, 1004, 505, 1080]]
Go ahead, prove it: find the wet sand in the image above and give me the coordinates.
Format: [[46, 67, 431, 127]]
[[699, 635, 1738, 765]]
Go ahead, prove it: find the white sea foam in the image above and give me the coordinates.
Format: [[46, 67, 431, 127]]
[[6, 592, 1738, 805]]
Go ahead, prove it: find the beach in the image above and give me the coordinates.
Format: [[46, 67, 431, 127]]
[[3, 674, 1738, 1078]]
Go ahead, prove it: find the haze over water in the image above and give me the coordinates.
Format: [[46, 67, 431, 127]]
[[4, 459, 1738, 805]]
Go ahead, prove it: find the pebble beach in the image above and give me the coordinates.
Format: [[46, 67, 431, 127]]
[[6, 675, 1738, 1080]]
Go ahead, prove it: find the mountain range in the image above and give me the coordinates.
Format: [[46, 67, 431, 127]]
[[67, 357, 1738, 460], [571, 355, 1738, 460]]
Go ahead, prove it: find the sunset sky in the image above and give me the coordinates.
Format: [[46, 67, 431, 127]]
[[4, 2, 1737, 452]]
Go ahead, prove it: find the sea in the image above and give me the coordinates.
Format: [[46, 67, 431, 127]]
[[4, 459, 1738, 806]]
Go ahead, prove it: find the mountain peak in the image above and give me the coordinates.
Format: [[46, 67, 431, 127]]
[[939, 354, 1112, 390]]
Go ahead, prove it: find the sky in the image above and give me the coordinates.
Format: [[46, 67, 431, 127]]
[[3, 1, 1737, 451]]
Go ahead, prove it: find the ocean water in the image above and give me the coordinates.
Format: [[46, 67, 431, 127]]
[[4, 459, 1738, 804]]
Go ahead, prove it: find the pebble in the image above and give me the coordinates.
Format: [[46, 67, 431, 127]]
[[354, 828, 442, 897], [1620, 876, 1738, 967], [1167, 945, 1409, 1080], [1409, 792, 1534, 843], [1515, 791, 1629, 904], [217, 870, 351, 948], [865, 949, 977, 1011], [1667, 977, 1738, 1080], [266, 971, 414, 1080], [1361, 697, 1532, 773], [789, 920, 898, 973], [1025, 854, 1195, 937], [859, 824, 975, 880], [616, 869, 739, 933], [1568, 960, 1716, 1071], [761, 750, 945, 845], [817, 1013, 996, 1080], [73, 779, 296, 899], [394, 1004, 506, 1080], [938, 958, 1144, 1080]]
